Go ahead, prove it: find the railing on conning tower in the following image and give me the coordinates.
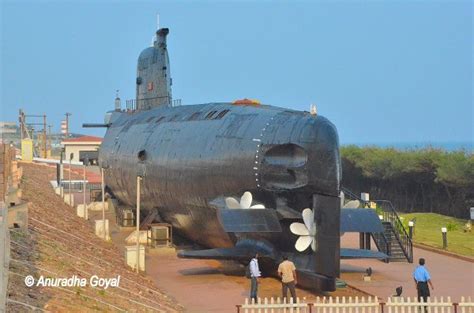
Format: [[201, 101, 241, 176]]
[[171, 99, 182, 107], [125, 97, 182, 111]]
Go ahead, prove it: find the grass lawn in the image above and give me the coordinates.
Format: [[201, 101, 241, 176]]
[[400, 213, 473, 257]]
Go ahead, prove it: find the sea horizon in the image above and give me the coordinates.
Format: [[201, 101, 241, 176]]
[[341, 141, 473, 152]]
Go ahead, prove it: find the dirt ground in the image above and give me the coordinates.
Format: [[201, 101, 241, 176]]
[[8, 162, 370, 313], [7, 162, 182, 312]]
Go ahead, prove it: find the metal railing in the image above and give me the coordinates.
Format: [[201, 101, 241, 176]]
[[371, 230, 390, 262], [375, 200, 413, 263], [340, 187, 413, 263], [125, 97, 182, 111]]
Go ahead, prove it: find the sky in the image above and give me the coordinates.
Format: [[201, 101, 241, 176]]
[[1, 0, 472, 146]]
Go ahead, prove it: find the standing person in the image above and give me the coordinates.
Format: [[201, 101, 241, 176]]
[[277, 256, 297, 302], [413, 258, 434, 310], [249, 253, 261, 304]]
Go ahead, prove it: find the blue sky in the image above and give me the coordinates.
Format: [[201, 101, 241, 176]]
[[1, 0, 472, 145]]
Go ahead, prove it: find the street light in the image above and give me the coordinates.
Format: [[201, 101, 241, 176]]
[[69, 153, 74, 206], [83, 157, 89, 220], [59, 148, 65, 197], [101, 166, 106, 240], [408, 221, 414, 239], [135, 150, 147, 273], [441, 227, 447, 249]]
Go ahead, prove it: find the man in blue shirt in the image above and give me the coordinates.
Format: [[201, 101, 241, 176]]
[[413, 258, 434, 306], [249, 253, 261, 303]]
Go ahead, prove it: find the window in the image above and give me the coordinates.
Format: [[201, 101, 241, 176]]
[[155, 116, 166, 123], [205, 111, 218, 119], [169, 114, 180, 122], [138, 150, 147, 161], [215, 109, 230, 119], [188, 112, 202, 121]]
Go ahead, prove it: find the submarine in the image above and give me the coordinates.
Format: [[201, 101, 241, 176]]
[[87, 25, 385, 292]]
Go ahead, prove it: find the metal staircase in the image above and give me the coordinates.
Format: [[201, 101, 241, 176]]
[[341, 187, 413, 263]]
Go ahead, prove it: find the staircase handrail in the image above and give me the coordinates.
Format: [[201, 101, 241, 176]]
[[373, 199, 413, 263], [340, 187, 413, 263], [370, 231, 390, 261], [341, 187, 362, 201]]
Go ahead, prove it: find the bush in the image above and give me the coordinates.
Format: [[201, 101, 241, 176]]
[[446, 222, 458, 232], [341, 146, 474, 219]]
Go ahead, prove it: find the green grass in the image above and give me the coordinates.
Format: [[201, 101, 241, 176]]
[[400, 213, 474, 257]]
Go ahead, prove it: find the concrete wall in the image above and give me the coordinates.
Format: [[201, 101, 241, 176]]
[[65, 145, 100, 162]]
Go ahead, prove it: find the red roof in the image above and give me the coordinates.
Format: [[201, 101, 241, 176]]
[[62, 136, 102, 143]]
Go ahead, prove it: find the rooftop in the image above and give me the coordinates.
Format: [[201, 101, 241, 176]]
[[61, 135, 102, 144]]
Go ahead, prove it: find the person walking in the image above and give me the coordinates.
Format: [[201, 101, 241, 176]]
[[278, 256, 297, 303], [249, 253, 261, 304], [413, 258, 434, 311]]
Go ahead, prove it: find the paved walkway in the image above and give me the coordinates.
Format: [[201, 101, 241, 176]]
[[340, 233, 474, 301], [144, 246, 366, 313]]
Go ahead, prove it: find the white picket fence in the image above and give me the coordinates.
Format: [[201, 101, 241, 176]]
[[236, 297, 474, 313], [386, 297, 454, 313], [313, 296, 379, 313], [238, 297, 308, 313], [458, 297, 474, 313]]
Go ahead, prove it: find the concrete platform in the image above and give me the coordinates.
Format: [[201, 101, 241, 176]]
[[340, 233, 474, 301]]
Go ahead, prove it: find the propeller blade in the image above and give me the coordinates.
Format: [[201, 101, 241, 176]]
[[309, 223, 317, 236], [343, 200, 360, 209], [240, 191, 252, 209], [302, 208, 314, 230], [290, 222, 309, 236], [311, 238, 317, 252], [225, 197, 241, 209], [295, 236, 312, 252], [250, 204, 265, 209]]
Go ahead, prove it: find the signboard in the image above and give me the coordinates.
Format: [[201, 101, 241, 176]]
[[21, 139, 33, 162]]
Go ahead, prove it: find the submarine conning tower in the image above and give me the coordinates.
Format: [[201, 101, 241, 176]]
[[135, 27, 172, 110]]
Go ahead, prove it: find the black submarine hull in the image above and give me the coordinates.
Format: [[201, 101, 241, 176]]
[[100, 102, 340, 247]]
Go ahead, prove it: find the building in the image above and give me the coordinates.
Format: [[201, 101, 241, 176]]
[[0, 122, 20, 145], [61, 136, 102, 164]]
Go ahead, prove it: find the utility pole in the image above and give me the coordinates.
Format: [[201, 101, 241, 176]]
[[18, 109, 24, 141], [65, 112, 72, 138], [43, 114, 47, 158], [48, 124, 52, 153]]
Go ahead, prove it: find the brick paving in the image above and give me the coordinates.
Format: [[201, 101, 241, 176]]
[[340, 233, 474, 301]]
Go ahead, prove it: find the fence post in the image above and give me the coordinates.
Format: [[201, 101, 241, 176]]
[[453, 303, 458, 313], [380, 302, 385, 313], [308, 303, 313, 313], [236, 304, 241, 313]]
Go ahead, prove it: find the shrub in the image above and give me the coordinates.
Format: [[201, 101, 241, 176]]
[[446, 222, 458, 232]]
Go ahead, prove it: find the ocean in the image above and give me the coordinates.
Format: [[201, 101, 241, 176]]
[[342, 141, 473, 152]]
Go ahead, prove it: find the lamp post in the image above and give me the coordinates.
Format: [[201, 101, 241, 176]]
[[83, 158, 88, 220], [69, 153, 73, 206], [441, 227, 447, 249], [136, 175, 142, 273], [101, 167, 106, 240], [135, 151, 147, 273], [59, 148, 65, 197], [408, 221, 414, 239]]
